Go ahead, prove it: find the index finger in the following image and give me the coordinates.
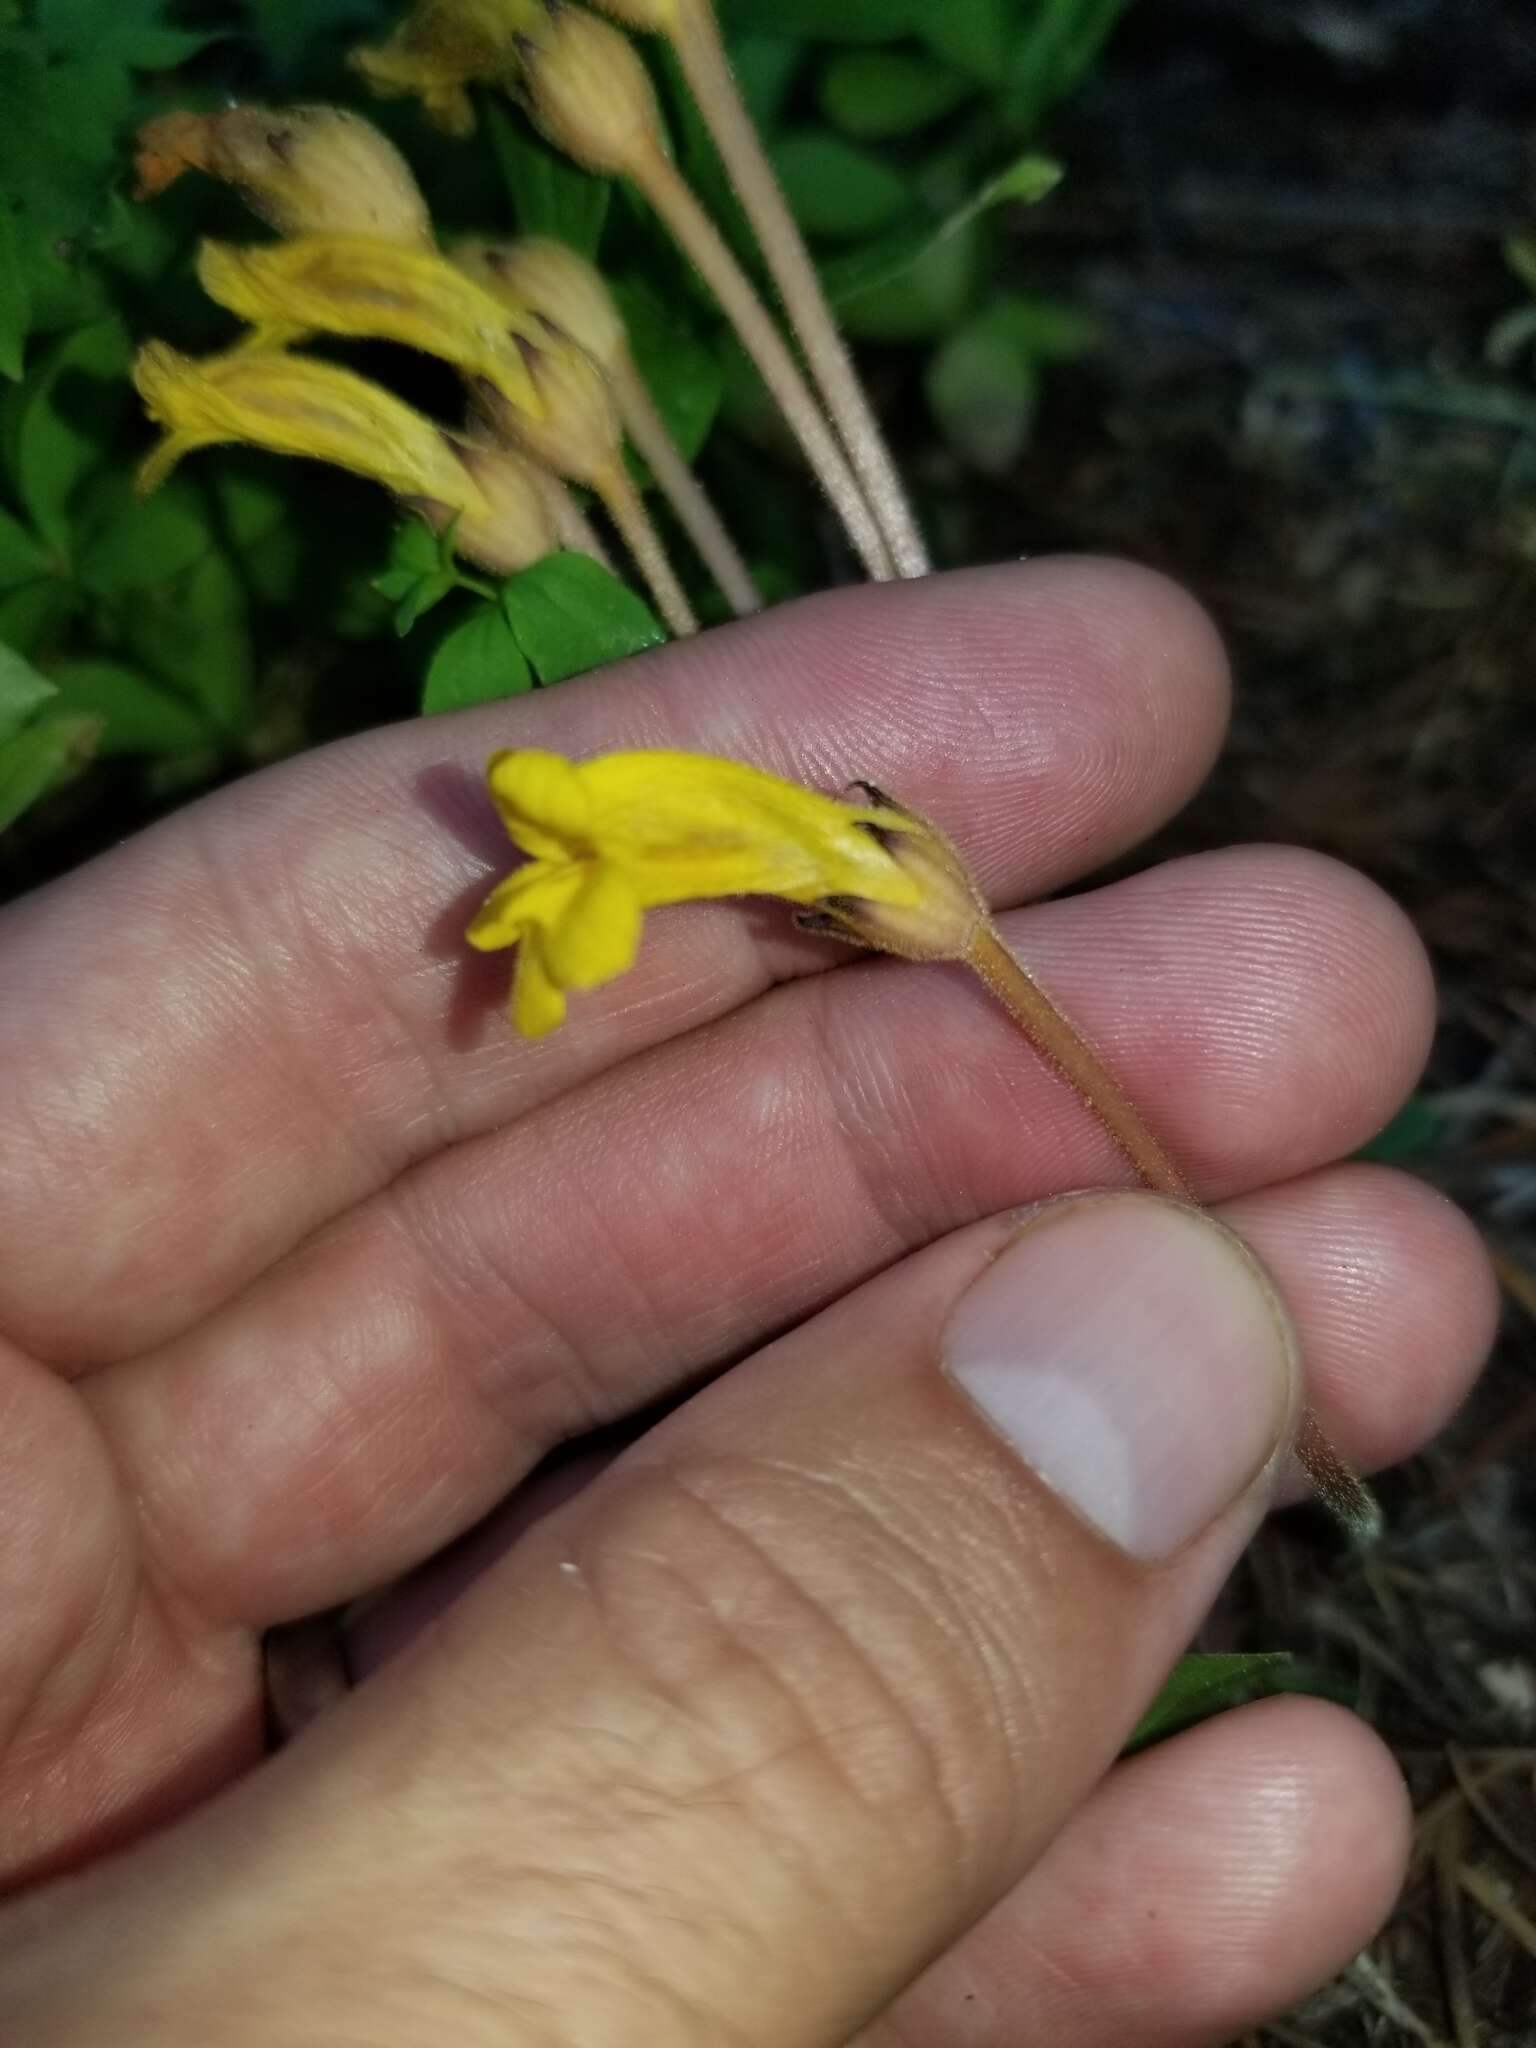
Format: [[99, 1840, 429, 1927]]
[[0, 559, 1228, 1366]]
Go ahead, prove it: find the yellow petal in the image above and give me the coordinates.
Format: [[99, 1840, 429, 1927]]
[[132, 342, 483, 511], [351, 0, 551, 135], [540, 863, 642, 989], [511, 934, 568, 1037], [197, 235, 545, 420], [485, 749, 595, 861], [464, 857, 583, 952]]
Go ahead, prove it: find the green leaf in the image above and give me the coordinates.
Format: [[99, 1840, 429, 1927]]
[[2, 318, 131, 555], [826, 152, 1062, 336], [75, 475, 210, 595], [1355, 1096, 1442, 1165], [1005, 0, 1134, 134], [47, 657, 213, 759], [122, 550, 253, 736], [723, 0, 921, 41], [1125, 1655, 1348, 1756], [818, 52, 973, 140], [0, 636, 57, 744], [500, 553, 665, 686], [611, 281, 723, 465], [0, 707, 99, 833], [372, 521, 457, 634], [0, 576, 76, 654], [484, 99, 611, 256], [926, 308, 1039, 473], [422, 600, 533, 714], [0, 201, 29, 380], [920, 0, 1010, 79], [0, 505, 50, 589], [772, 133, 912, 240], [1506, 235, 1536, 298]]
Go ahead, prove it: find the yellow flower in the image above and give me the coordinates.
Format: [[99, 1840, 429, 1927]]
[[133, 342, 484, 504], [133, 344, 557, 575], [467, 748, 930, 1036], [350, 0, 550, 136], [196, 234, 545, 421], [134, 106, 433, 247]]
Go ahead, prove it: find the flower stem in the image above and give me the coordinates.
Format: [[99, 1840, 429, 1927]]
[[612, 355, 761, 615], [630, 142, 896, 582], [595, 462, 699, 637], [965, 922, 1381, 1541], [529, 463, 616, 571], [672, 1, 929, 580]]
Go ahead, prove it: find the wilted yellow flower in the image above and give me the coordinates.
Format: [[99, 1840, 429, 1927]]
[[134, 106, 433, 247], [467, 748, 931, 1036], [134, 344, 557, 576], [351, 0, 549, 136], [197, 234, 546, 421], [133, 342, 482, 503]]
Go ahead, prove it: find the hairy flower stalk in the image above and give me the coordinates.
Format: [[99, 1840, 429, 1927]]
[[591, 0, 928, 579], [470, 744, 1381, 1541], [514, 7, 896, 581], [456, 237, 760, 615]]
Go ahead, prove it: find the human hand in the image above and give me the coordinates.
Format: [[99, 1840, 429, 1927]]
[[0, 561, 1496, 2043]]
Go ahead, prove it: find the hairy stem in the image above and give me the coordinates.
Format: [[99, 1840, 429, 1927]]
[[529, 464, 615, 571], [613, 355, 761, 616], [596, 462, 699, 637], [965, 922, 1381, 1541], [631, 143, 896, 581], [672, 1, 928, 580]]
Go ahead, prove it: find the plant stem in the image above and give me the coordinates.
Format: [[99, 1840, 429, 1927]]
[[965, 922, 1382, 1542], [530, 464, 616, 571], [595, 462, 699, 636], [631, 142, 896, 581], [612, 355, 761, 615], [672, 1, 929, 580]]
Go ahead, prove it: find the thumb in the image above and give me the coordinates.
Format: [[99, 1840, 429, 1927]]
[[2, 1194, 1300, 2047]]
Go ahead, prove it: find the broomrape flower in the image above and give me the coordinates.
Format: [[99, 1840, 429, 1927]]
[[134, 106, 434, 247], [132, 344, 555, 573], [196, 234, 545, 421], [464, 748, 971, 1037], [351, 0, 550, 135]]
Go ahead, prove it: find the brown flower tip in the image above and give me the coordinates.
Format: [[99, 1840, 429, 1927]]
[[798, 784, 990, 963], [446, 439, 560, 573], [474, 329, 623, 491], [453, 237, 627, 377], [135, 106, 433, 246]]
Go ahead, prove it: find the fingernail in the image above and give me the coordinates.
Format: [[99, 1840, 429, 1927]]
[[943, 1194, 1298, 1560]]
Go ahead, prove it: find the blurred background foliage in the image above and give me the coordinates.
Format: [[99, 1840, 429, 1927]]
[[3, 2, 1536, 2040]]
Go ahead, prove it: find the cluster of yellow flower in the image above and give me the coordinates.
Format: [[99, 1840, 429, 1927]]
[[131, 0, 931, 641]]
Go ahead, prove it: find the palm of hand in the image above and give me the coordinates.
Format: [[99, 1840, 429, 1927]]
[[0, 567, 1491, 2043]]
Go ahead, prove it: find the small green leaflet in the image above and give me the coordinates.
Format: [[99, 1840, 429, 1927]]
[[46, 657, 212, 759], [0, 637, 57, 743], [422, 602, 533, 715], [817, 51, 974, 140], [771, 134, 911, 241], [373, 520, 458, 636], [500, 554, 664, 686], [1125, 1653, 1351, 1756], [0, 707, 100, 833], [2, 317, 132, 555]]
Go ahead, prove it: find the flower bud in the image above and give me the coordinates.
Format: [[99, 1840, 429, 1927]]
[[474, 330, 623, 491], [796, 784, 988, 962], [351, 0, 551, 136], [196, 233, 545, 420], [452, 237, 626, 376], [517, 3, 665, 177], [442, 439, 560, 573], [134, 106, 433, 247]]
